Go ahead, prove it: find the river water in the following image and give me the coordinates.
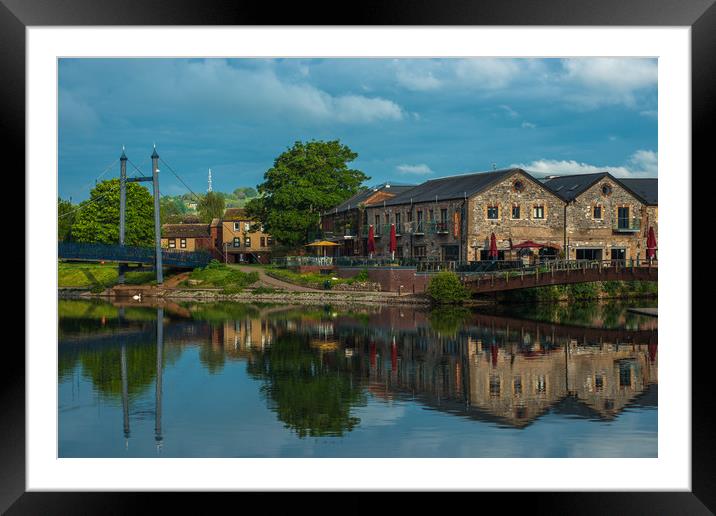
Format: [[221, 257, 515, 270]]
[[58, 298, 657, 457]]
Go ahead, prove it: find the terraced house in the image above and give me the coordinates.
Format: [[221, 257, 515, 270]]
[[363, 168, 566, 262], [221, 208, 273, 264], [544, 173, 658, 262]]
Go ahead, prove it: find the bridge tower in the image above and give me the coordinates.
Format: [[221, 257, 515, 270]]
[[118, 147, 128, 284], [151, 146, 164, 284], [118, 146, 164, 284]]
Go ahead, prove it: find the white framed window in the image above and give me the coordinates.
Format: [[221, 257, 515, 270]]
[[233, 222, 241, 231], [180, 238, 187, 248], [168, 238, 176, 248], [533, 205, 545, 219]]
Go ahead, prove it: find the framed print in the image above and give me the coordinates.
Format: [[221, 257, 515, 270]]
[[4, 0, 712, 511]]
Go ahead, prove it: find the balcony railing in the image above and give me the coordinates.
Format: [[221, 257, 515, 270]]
[[613, 218, 641, 232]]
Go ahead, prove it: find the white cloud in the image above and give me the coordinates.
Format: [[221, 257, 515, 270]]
[[521, 121, 536, 129], [396, 163, 433, 175], [454, 58, 522, 88], [560, 58, 657, 108], [395, 68, 442, 91], [131, 59, 405, 125], [498, 104, 519, 118], [512, 149, 657, 178]]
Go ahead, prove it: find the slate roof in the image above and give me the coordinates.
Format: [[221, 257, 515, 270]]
[[162, 223, 211, 238], [325, 184, 416, 214], [619, 178, 658, 205], [544, 172, 658, 205], [543, 172, 611, 201], [381, 168, 523, 206]]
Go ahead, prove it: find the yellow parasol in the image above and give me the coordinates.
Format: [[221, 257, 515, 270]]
[[305, 240, 340, 257]]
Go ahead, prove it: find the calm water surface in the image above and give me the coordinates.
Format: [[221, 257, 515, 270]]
[[58, 298, 657, 457]]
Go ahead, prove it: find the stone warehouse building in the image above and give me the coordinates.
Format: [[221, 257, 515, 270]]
[[320, 183, 415, 256], [326, 168, 658, 263], [363, 168, 566, 262], [544, 173, 658, 262]]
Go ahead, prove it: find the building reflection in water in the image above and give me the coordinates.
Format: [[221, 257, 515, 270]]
[[60, 302, 658, 442]]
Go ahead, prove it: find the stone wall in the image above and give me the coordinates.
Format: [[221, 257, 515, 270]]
[[336, 267, 429, 293], [466, 171, 566, 260], [565, 178, 648, 261]]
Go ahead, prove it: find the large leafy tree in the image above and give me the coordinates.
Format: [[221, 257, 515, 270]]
[[197, 191, 225, 223], [71, 179, 155, 246], [246, 140, 369, 247], [58, 197, 76, 241]]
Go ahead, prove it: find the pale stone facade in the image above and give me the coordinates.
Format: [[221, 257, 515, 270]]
[[564, 178, 649, 261], [466, 170, 566, 261]]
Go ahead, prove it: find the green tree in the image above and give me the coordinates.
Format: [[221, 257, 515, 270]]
[[246, 140, 369, 247], [70, 179, 155, 246], [197, 191, 225, 223], [233, 186, 258, 199], [58, 197, 76, 241]]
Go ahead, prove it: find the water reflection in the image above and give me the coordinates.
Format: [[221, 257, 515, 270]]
[[59, 299, 657, 457]]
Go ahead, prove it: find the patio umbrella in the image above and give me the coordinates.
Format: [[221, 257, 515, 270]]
[[304, 240, 340, 257], [389, 223, 397, 260], [646, 226, 657, 260], [511, 240, 544, 249], [489, 232, 498, 260], [367, 224, 375, 258]]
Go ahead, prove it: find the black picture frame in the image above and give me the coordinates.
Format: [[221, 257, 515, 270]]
[[4, 0, 708, 511]]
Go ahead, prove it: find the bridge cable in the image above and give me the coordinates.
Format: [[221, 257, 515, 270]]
[[64, 158, 119, 202], [158, 157, 203, 204]]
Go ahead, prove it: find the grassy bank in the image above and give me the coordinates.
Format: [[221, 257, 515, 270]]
[[59, 262, 157, 290], [265, 267, 366, 290], [179, 261, 259, 294], [496, 280, 658, 303]]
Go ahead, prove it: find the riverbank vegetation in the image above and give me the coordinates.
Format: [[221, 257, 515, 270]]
[[497, 280, 658, 303]]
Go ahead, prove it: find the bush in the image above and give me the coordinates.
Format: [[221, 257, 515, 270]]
[[354, 269, 369, 282], [427, 271, 469, 304], [90, 284, 106, 294]]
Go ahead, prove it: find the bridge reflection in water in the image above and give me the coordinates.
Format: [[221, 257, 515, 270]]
[[59, 300, 657, 454]]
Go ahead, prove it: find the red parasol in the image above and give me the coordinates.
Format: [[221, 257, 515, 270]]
[[389, 223, 397, 258], [511, 240, 545, 249], [391, 338, 398, 371], [489, 232, 498, 259], [367, 224, 375, 256], [646, 226, 657, 260]]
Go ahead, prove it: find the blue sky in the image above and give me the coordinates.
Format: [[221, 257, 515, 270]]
[[58, 58, 657, 201]]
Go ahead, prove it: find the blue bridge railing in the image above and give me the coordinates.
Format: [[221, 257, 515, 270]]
[[58, 242, 212, 268]]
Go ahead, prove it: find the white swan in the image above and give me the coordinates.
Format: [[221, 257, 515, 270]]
[[132, 293, 142, 301]]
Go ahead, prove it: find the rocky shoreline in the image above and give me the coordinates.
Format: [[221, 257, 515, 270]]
[[57, 286, 436, 306]]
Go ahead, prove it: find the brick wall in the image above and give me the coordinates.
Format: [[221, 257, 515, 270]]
[[337, 267, 429, 293]]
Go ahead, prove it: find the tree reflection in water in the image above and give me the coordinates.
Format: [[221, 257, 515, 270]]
[[246, 333, 366, 438]]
